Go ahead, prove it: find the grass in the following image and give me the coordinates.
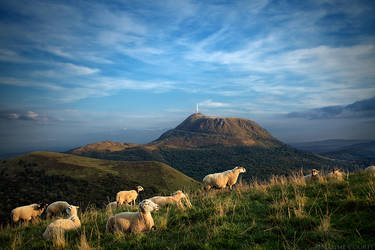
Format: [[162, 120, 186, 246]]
[[0, 152, 200, 224], [1, 171, 375, 249]]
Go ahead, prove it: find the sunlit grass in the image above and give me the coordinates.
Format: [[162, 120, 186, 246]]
[[1, 171, 374, 249]]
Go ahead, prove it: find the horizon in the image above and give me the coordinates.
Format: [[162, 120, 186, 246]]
[[1, 0, 375, 154]]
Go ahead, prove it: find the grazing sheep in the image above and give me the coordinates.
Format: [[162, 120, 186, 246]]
[[116, 186, 144, 206], [365, 166, 375, 173], [327, 168, 343, 181], [203, 166, 246, 191], [46, 201, 70, 219], [43, 205, 80, 240], [149, 190, 192, 209], [11, 202, 48, 224], [304, 169, 320, 181], [106, 201, 130, 211], [106, 199, 159, 233]]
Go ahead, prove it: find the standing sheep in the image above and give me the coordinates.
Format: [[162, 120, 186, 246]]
[[106, 199, 159, 233], [365, 166, 375, 173], [116, 186, 144, 206], [43, 205, 81, 240], [203, 166, 246, 191], [304, 169, 319, 181], [149, 190, 192, 209], [46, 201, 70, 219], [327, 168, 343, 181], [11, 202, 48, 224]]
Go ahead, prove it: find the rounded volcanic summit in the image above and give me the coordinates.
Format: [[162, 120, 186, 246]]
[[151, 113, 281, 148]]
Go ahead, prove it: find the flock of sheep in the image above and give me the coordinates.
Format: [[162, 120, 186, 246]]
[[9, 165, 375, 241]]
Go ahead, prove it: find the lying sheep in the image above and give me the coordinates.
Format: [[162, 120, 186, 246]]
[[149, 190, 192, 209], [304, 169, 319, 181], [203, 166, 246, 191], [11, 202, 48, 224], [327, 168, 343, 181], [106, 201, 130, 211], [106, 199, 159, 233], [116, 186, 144, 206], [43, 205, 81, 240], [365, 166, 375, 173], [46, 201, 70, 219]]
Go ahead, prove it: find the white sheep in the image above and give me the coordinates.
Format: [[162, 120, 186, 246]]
[[365, 166, 375, 173], [43, 205, 81, 240], [46, 201, 70, 219], [11, 202, 48, 224], [304, 169, 320, 181], [327, 168, 343, 181], [203, 166, 246, 191], [106, 201, 130, 211], [149, 190, 192, 209], [116, 186, 144, 206], [106, 199, 159, 233]]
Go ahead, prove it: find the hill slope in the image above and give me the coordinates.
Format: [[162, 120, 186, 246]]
[[290, 139, 374, 154], [69, 113, 353, 181], [1, 172, 374, 249], [0, 151, 199, 224]]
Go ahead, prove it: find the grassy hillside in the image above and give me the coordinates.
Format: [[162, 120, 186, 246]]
[[1, 171, 374, 249], [73, 144, 354, 182], [0, 151, 199, 224]]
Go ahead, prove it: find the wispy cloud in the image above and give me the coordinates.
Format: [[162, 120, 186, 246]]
[[199, 99, 231, 108]]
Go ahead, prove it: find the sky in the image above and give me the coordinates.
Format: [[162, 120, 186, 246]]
[[0, 0, 375, 154]]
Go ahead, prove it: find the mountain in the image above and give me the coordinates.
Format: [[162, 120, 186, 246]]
[[69, 113, 354, 181], [324, 141, 375, 161], [290, 139, 375, 165], [149, 113, 282, 148], [0, 151, 199, 224], [290, 139, 373, 154]]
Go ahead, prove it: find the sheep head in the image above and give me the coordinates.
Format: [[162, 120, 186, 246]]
[[172, 190, 184, 198], [36, 202, 48, 212], [139, 200, 158, 213], [136, 186, 144, 193], [66, 205, 79, 216], [332, 168, 339, 174], [234, 166, 246, 173], [312, 169, 319, 176]]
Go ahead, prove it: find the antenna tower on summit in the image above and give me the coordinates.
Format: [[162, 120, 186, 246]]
[[196, 104, 199, 113]]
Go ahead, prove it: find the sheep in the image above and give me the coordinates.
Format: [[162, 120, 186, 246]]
[[11, 202, 48, 224], [116, 186, 144, 206], [43, 205, 81, 240], [149, 190, 192, 209], [106, 201, 130, 211], [304, 169, 319, 181], [203, 166, 246, 191], [106, 199, 159, 233], [365, 166, 375, 173], [46, 201, 70, 219], [327, 168, 343, 181]]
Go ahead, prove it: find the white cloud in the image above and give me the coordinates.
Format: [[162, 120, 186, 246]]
[[25, 111, 39, 120], [199, 99, 231, 108]]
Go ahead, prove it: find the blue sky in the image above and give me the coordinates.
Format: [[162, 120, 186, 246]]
[[0, 0, 375, 154]]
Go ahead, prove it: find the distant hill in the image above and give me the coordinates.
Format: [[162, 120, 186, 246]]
[[324, 141, 375, 161], [69, 113, 353, 181], [0, 151, 199, 224], [290, 139, 375, 164], [290, 139, 373, 154]]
